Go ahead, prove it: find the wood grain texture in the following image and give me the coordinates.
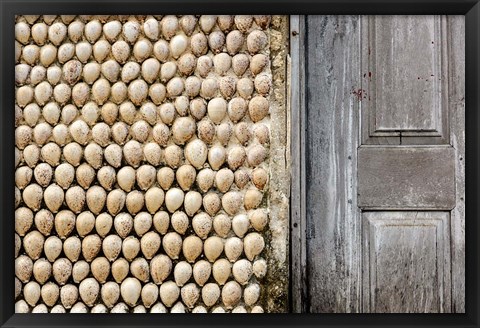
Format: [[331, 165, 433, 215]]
[[447, 15, 465, 313], [362, 211, 451, 313], [304, 15, 361, 313], [289, 15, 308, 313], [361, 16, 449, 145], [358, 146, 456, 210]]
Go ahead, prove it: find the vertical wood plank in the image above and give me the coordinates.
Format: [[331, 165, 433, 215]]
[[305, 15, 361, 313], [289, 15, 308, 313], [448, 15, 465, 313]]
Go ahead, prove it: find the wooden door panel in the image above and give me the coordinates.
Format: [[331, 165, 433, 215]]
[[361, 15, 449, 145], [358, 146, 455, 209], [362, 212, 451, 313]]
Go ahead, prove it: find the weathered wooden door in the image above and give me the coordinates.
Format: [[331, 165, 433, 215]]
[[290, 15, 465, 313]]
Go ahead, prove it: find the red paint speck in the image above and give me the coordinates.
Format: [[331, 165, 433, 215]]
[[351, 88, 367, 101]]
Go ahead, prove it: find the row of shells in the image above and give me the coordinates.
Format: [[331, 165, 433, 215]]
[[15, 14, 272, 313], [15, 105, 269, 147]]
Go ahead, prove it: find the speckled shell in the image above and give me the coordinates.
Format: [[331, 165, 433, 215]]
[[52, 258, 72, 285], [159, 281, 179, 307], [79, 277, 100, 307], [192, 212, 212, 239], [15, 207, 33, 236], [94, 213, 113, 238], [217, 122, 233, 146], [23, 230, 45, 260], [183, 235, 203, 263], [192, 260, 211, 287], [63, 236, 81, 262], [110, 302, 128, 313], [174, 261, 192, 287], [221, 281, 242, 309], [97, 166, 116, 191], [65, 185, 86, 213], [24, 281, 41, 306], [120, 277, 141, 306], [191, 33, 208, 57], [244, 188, 263, 210], [122, 236, 140, 261], [150, 303, 168, 313], [113, 212, 132, 239], [161, 16, 178, 40], [224, 237, 244, 263], [81, 234, 102, 262], [197, 119, 215, 144], [234, 15, 253, 33], [22, 183, 43, 211], [232, 214, 250, 238], [215, 168, 234, 193], [212, 258, 232, 286], [181, 283, 200, 309], [133, 212, 152, 237], [196, 168, 215, 193], [202, 283, 220, 307], [150, 254, 173, 284], [217, 15, 234, 32], [202, 192, 221, 216], [171, 211, 189, 235], [162, 232, 182, 260], [204, 236, 224, 262], [101, 234, 122, 262], [16, 255, 34, 283], [140, 231, 161, 260], [247, 30, 268, 54], [43, 236, 62, 262], [243, 232, 265, 261], [164, 145, 183, 168], [130, 257, 150, 282], [222, 191, 243, 215], [111, 258, 129, 283], [41, 282, 59, 307], [232, 259, 253, 285], [59, 284, 78, 309], [141, 283, 159, 308], [72, 261, 90, 283], [199, 15, 216, 33], [101, 281, 120, 308], [170, 111, 194, 140], [213, 214, 231, 238], [183, 191, 202, 217]]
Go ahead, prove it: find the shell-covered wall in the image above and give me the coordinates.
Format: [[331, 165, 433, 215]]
[[14, 15, 289, 313]]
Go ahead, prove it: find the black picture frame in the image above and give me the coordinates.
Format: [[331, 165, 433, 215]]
[[1, 1, 478, 327]]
